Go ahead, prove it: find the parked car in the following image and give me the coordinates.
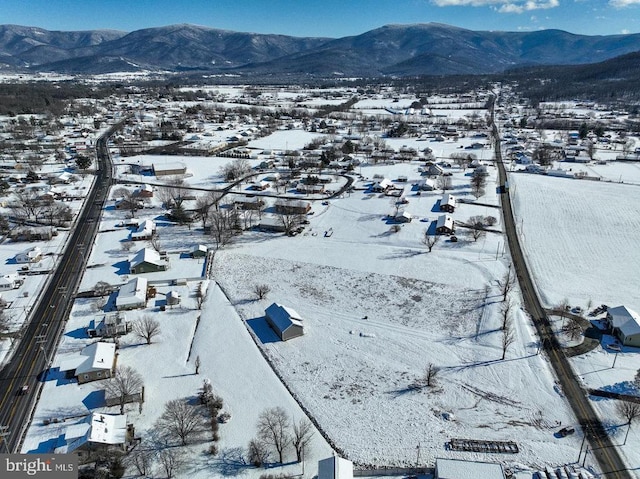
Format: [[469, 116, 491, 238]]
[[558, 426, 575, 437]]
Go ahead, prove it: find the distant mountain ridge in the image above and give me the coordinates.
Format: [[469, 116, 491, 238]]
[[1, 23, 639, 77]]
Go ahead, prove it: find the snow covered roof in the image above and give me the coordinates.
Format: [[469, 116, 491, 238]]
[[265, 302, 303, 332], [89, 413, 128, 445], [607, 305, 640, 338], [436, 214, 454, 230], [130, 248, 164, 268], [116, 277, 148, 308], [436, 458, 505, 479], [59, 342, 116, 375]]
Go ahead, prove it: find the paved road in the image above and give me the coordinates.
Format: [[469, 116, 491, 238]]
[[489, 95, 632, 478], [0, 123, 120, 453]]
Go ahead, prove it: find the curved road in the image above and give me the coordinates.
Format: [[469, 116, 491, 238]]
[[0, 122, 121, 453], [489, 94, 631, 478]]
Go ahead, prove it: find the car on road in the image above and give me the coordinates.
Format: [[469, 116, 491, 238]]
[[18, 384, 28, 395]]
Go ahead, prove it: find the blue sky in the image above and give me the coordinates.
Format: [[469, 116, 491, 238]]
[[2, 0, 639, 36]]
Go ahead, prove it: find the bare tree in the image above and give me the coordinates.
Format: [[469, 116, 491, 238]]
[[470, 171, 487, 199], [220, 158, 251, 182], [194, 355, 201, 375], [563, 315, 583, 341], [157, 177, 186, 209], [209, 207, 239, 249], [103, 366, 144, 414], [147, 236, 161, 253], [112, 187, 140, 218], [133, 315, 161, 345], [437, 175, 452, 194], [278, 212, 305, 235], [500, 298, 513, 331], [247, 438, 270, 467], [501, 317, 515, 360], [291, 418, 314, 463], [254, 284, 271, 300], [93, 281, 113, 296], [193, 194, 217, 231], [467, 215, 486, 242], [498, 264, 516, 302], [616, 401, 640, 445], [126, 448, 153, 476], [423, 363, 440, 387], [421, 234, 440, 252], [257, 407, 291, 464], [195, 282, 205, 310], [157, 448, 185, 478], [157, 399, 204, 446]]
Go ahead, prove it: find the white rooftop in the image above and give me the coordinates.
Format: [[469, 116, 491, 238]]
[[436, 458, 505, 479]]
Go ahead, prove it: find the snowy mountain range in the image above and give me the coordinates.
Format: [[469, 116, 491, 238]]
[[2, 22, 640, 77]]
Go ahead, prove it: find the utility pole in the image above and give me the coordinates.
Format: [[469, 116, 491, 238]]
[[0, 425, 10, 453], [416, 442, 421, 466]]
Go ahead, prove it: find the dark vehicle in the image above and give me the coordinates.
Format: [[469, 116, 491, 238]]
[[558, 426, 575, 437]]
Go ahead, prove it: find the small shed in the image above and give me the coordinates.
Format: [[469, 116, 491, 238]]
[[166, 290, 181, 306], [190, 244, 208, 258], [265, 302, 304, 341]]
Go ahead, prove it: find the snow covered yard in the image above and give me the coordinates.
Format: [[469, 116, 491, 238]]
[[211, 175, 582, 471]]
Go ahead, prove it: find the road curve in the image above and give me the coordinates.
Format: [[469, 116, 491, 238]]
[[489, 94, 632, 478]]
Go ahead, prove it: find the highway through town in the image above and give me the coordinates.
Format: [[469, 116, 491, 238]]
[[490, 94, 632, 478], [0, 123, 120, 453]]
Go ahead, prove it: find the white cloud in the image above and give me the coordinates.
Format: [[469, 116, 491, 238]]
[[431, 0, 560, 11], [609, 0, 640, 7], [621, 28, 630, 33]]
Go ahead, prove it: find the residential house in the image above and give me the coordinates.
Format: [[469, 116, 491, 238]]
[[435, 458, 505, 479], [129, 248, 168, 274], [422, 164, 444, 176], [15, 246, 43, 264], [436, 214, 455, 234], [274, 199, 311, 215], [55, 413, 132, 461], [440, 193, 456, 213], [416, 178, 436, 191], [394, 211, 412, 223], [88, 312, 129, 338], [0, 273, 20, 290], [265, 302, 305, 341], [606, 306, 640, 347], [132, 184, 154, 198], [116, 277, 148, 311], [59, 342, 116, 384], [257, 217, 287, 233], [234, 197, 265, 211], [371, 178, 393, 192], [130, 219, 156, 241], [296, 183, 325, 194]]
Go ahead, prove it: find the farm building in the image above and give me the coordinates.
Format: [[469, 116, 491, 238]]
[[15, 246, 43, 264], [129, 248, 168, 274], [440, 193, 456, 213], [152, 162, 187, 177], [436, 458, 505, 479], [59, 342, 116, 384], [318, 456, 353, 479], [265, 302, 305, 341], [116, 277, 148, 311], [606, 305, 640, 347], [436, 214, 455, 234]]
